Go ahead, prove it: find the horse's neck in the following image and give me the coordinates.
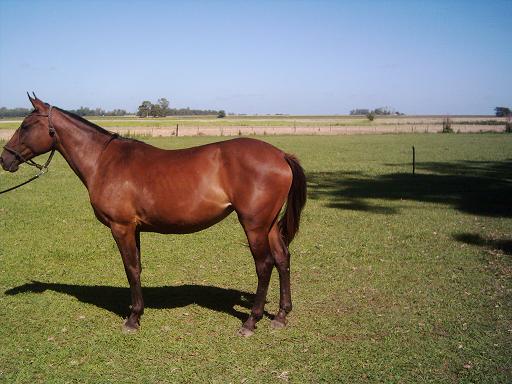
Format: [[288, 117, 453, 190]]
[[54, 111, 111, 187]]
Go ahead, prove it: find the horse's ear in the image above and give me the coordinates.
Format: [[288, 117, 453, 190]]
[[27, 92, 47, 111]]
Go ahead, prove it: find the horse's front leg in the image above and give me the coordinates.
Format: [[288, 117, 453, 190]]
[[110, 223, 143, 332]]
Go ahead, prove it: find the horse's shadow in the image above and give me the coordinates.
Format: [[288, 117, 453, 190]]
[[5, 281, 268, 322]]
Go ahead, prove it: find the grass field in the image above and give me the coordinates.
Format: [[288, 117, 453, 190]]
[[0, 115, 369, 130], [0, 114, 507, 130], [0, 134, 511, 383]]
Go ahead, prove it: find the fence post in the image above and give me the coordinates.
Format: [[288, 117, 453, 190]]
[[412, 146, 416, 175]]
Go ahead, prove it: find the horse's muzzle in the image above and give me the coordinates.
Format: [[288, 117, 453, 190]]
[[0, 152, 19, 172]]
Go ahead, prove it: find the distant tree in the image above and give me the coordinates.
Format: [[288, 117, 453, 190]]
[[157, 98, 170, 117], [150, 103, 162, 118], [1, 104, 126, 118], [374, 107, 394, 115], [135, 98, 220, 117], [107, 109, 127, 116], [366, 112, 375, 121], [94, 107, 105, 116], [137, 101, 152, 118], [168, 107, 218, 116], [350, 108, 370, 115], [217, 110, 226, 118], [68, 107, 125, 116], [351, 107, 402, 116], [495, 107, 511, 117], [72, 106, 93, 116], [0, 107, 31, 118]]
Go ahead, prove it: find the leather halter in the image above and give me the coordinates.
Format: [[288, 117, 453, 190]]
[[0, 106, 57, 194]]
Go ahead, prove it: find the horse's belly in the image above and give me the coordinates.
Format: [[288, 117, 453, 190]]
[[137, 198, 234, 234]]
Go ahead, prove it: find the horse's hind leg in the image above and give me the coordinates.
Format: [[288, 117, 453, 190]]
[[110, 223, 144, 332], [269, 224, 292, 328], [238, 226, 274, 336]]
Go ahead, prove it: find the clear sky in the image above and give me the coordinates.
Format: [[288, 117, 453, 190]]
[[0, 0, 510, 115]]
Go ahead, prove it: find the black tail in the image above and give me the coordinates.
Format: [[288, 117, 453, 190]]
[[279, 153, 307, 246]]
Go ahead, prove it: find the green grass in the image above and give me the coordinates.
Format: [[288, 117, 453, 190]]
[[1, 134, 511, 383]]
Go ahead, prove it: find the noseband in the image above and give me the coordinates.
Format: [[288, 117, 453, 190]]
[[0, 106, 57, 194]]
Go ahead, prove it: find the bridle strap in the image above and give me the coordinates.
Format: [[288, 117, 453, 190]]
[[0, 106, 57, 195], [0, 166, 50, 195], [2, 145, 45, 169]]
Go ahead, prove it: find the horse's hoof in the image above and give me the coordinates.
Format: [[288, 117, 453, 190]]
[[270, 319, 286, 329], [122, 319, 139, 333], [237, 327, 254, 337]]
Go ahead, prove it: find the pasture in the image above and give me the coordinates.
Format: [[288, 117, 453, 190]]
[[0, 115, 508, 139], [0, 134, 511, 383]]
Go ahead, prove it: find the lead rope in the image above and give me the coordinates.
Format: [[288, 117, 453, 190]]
[[0, 106, 57, 195]]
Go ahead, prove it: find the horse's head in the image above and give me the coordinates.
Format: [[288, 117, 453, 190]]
[[0, 93, 56, 172]]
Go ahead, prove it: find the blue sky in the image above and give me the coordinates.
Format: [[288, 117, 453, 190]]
[[0, 0, 510, 114]]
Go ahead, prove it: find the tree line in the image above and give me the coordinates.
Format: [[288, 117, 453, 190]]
[[0, 107, 31, 118], [350, 107, 403, 116], [69, 107, 128, 117], [136, 98, 222, 117], [350, 106, 511, 117], [0, 97, 221, 118], [3, 103, 507, 118], [0, 106, 127, 118]]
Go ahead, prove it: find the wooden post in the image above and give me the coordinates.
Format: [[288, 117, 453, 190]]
[[176, 124, 179, 137], [412, 146, 416, 175]]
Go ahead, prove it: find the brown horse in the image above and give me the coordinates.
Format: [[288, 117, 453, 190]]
[[0, 95, 306, 336]]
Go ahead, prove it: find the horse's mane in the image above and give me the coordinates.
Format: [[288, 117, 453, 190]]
[[57, 107, 115, 136], [56, 107, 142, 143]]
